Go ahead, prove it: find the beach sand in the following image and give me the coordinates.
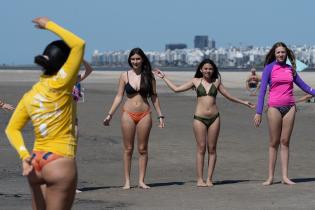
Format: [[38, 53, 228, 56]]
[[1, 70, 315, 210]]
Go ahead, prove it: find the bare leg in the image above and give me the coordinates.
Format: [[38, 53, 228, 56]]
[[263, 108, 282, 186], [136, 114, 152, 189], [280, 107, 296, 185], [206, 117, 220, 187], [42, 158, 77, 210], [121, 112, 136, 189], [27, 170, 46, 210], [193, 119, 207, 187]]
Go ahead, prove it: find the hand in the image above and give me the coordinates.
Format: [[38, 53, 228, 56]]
[[2, 103, 15, 111], [103, 114, 112, 126], [153, 68, 165, 79], [22, 156, 33, 176], [32, 17, 50, 29], [245, 101, 256, 109], [254, 114, 262, 127], [158, 118, 165, 128]]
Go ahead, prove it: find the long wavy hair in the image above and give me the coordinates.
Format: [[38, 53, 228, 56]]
[[128, 48, 155, 97], [264, 42, 296, 76], [194, 58, 220, 82]]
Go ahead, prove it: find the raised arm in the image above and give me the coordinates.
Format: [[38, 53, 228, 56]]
[[218, 81, 254, 108], [32, 17, 85, 89], [78, 60, 93, 82], [151, 79, 165, 128], [103, 73, 126, 126], [154, 68, 194, 92]]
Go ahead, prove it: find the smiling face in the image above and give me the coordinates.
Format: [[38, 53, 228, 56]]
[[200, 63, 214, 79], [275, 46, 287, 63], [129, 53, 143, 71]]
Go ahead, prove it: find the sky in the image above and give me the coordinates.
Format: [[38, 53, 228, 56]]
[[1, 0, 314, 65]]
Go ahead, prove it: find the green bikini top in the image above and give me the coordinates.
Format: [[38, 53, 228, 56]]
[[196, 80, 218, 97]]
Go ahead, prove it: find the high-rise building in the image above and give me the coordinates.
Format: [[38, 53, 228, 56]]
[[194, 35, 209, 49], [165, 43, 187, 51], [208, 38, 216, 49]]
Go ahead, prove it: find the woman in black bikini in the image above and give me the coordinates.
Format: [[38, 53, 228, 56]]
[[103, 48, 164, 189], [154, 59, 254, 187]]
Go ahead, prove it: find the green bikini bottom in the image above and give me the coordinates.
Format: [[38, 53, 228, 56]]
[[193, 113, 220, 128]]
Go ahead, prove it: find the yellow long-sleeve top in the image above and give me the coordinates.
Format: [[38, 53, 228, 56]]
[[5, 21, 85, 160]]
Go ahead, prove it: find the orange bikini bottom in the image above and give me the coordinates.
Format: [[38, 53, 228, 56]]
[[122, 108, 151, 124], [31, 151, 62, 171]]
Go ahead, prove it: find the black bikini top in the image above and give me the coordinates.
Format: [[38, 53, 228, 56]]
[[196, 79, 217, 97], [125, 71, 140, 95]]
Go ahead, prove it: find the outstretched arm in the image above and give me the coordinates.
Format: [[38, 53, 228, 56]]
[[103, 73, 125, 126], [0, 100, 14, 111], [154, 68, 194, 92], [296, 94, 313, 103], [294, 73, 315, 96], [218, 81, 255, 108]]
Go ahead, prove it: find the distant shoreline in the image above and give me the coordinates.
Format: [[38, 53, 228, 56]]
[[1, 65, 315, 72]]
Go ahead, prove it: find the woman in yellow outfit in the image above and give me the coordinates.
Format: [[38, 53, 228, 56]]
[[5, 17, 85, 210]]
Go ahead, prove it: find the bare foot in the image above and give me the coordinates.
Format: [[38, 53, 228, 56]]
[[262, 178, 273, 186], [138, 182, 150, 189], [206, 180, 214, 187], [122, 182, 131, 190], [197, 180, 207, 187], [282, 178, 296, 185]]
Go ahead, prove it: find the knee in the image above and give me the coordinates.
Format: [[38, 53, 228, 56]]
[[124, 147, 134, 156], [269, 140, 280, 148], [208, 146, 216, 155], [197, 145, 206, 155], [138, 147, 148, 156], [280, 139, 290, 147]]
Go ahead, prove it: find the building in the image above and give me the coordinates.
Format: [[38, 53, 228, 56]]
[[165, 43, 187, 51], [194, 35, 209, 49]]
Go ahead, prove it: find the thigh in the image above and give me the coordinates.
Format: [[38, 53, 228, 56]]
[[41, 158, 77, 210], [267, 107, 283, 142], [121, 112, 137, 149], [280, 106, 296, 141], [193, 119, 208, 148], [207, 117, 220, 149], [136, 113, 152, 148]]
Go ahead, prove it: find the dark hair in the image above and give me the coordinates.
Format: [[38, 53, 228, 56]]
[[264, 42, 296, 75], [128, 48, 155, 97], [34, 40, 70, 75], [194, 59, 220, 82]]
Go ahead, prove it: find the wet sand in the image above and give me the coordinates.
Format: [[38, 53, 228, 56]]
[[1, 70, 315, 210]]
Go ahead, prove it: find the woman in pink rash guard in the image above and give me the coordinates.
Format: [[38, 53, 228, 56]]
[[254, 42, 315, 186]]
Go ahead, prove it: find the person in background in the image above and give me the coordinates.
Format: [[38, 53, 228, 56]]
[[246, 67, 261, 96], [5, 17, 85, 209]]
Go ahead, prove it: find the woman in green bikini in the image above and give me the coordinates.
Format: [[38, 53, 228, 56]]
[[154, 59, 254, 187]]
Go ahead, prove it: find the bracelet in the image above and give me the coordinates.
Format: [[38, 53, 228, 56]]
[[107, 113, 112, 117], [157, 115, 165, 119]]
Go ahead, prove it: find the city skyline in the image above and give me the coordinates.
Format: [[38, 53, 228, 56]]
[[1, 0, 315, 65]]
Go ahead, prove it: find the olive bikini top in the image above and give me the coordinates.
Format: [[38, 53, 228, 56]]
[[196, 79, 217, 97]]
